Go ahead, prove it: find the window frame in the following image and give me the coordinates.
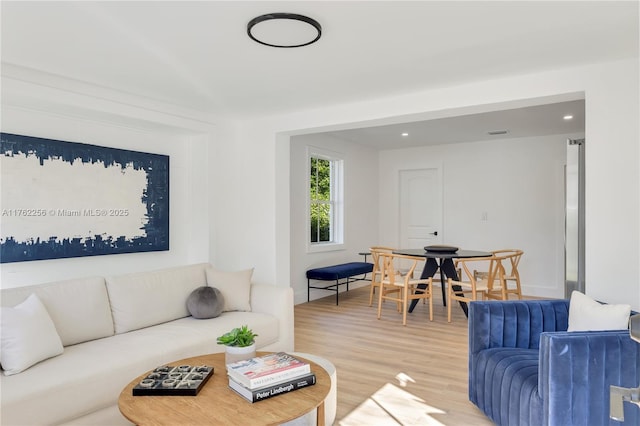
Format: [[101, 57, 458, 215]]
[[306, 147, 344, 253]]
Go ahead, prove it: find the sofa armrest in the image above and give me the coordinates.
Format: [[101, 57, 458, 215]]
[[539, 330, 640, 426], [250, 284, 294, 352], [469, 300, 570, 354]]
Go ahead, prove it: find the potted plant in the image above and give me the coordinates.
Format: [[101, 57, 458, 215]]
[[217, 325, 258, 365]]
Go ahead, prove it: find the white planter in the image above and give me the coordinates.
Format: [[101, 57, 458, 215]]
[[224, 343, 256, 365]]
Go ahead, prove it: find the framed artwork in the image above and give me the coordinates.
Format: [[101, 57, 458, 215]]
[[0, 133, 169, 263]]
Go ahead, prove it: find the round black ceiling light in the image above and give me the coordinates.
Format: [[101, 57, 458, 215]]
[[247, 13, 322, 48]]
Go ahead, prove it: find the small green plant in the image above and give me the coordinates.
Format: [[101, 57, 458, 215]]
[[216, 325, 258, 347]]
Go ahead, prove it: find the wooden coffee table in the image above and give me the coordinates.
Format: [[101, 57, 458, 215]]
[[118, 352, 331, 425]]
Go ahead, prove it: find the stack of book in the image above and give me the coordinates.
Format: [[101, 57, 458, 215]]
[[226, 352, 316, 403]]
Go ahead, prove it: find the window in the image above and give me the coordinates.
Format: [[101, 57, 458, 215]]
[[308, 149, 343, 251]]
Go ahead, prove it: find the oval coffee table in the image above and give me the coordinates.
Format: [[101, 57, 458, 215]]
[[118, 352, 330, 426]]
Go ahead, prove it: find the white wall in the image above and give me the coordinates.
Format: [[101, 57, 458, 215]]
[[2, 58, 638, 310], [0, 76, 214, 288], [379, 134, 578, 298], [256, 58, 637, 309], [208, 120, 280, 285], [289, 133, 378, 304], [289, 131, 574, 302]]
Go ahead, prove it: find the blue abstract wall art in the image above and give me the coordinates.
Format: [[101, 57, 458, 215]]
[[0, 133, 169, 263]]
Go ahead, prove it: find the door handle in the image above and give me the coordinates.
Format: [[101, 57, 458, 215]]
[[429, 231, 438, 236]]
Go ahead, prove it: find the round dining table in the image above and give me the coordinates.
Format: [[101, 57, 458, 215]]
[[392, 248, 492, 317]]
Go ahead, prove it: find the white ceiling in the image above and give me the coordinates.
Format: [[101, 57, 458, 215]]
[[1, 1, 636, 146], [321, 99, 585, 148]]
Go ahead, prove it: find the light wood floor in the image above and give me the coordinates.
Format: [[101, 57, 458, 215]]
[[294, 285, 494, 426]]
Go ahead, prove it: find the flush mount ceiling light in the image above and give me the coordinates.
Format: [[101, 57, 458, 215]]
[[247, 13, 322, 48]]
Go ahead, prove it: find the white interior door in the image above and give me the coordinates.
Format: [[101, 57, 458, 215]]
[[399, 168, 443, 249]]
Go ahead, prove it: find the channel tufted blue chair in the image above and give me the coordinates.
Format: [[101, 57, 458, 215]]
[[468, 299, 640, 425]]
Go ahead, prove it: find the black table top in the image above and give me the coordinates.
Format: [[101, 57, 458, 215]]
[[393, 248, 492, 259]]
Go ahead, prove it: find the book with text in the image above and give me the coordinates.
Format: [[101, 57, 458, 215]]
[[228, 373, 317, 403], [226, 352, 311, 389]]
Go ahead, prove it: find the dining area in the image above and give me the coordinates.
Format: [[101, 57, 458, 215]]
[[368, 245, 524, 325]]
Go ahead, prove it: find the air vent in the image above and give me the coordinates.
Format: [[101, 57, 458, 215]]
[[487, 130, 509, 135]]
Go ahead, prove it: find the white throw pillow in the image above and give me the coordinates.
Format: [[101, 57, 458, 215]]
[[1, 293, 64, 375], [205, 267, 253, 312], [567, 291, 631, 332]]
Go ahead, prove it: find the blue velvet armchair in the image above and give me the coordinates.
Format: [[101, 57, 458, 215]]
[[468, 299, 640, 425]]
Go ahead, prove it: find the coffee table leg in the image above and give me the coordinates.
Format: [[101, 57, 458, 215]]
[[316, 400, 325, 426]]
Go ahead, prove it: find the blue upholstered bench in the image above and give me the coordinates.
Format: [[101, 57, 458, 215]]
[[306, 262, 373, 305]]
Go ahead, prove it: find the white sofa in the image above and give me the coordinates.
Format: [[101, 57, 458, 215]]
[[0, 263, 294, 426]]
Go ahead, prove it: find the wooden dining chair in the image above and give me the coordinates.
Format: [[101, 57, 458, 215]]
[[448, 256, 504, 322], [429, 264, 462, 306], [474, 249, 523, 300], [377, 253, 433, 326], [368, 246, 398, 307]]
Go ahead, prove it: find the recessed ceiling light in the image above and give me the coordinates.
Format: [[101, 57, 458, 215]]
[[247, 13, 322, 48], [401, 133, 409, 137], [563, 115, 574, 120]]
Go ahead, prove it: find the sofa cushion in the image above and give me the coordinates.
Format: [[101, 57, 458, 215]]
[[187, 286, 224, 319], [471, 347, 542, 426], [0, 277, 114, 347], [568, 291, 631, 331], [106, 263, 209, 334], [1, 293, 64, 376], [206, 267, 253, 312]]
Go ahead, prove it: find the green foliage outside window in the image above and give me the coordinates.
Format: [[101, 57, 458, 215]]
[[310, 157, 332, 243]]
